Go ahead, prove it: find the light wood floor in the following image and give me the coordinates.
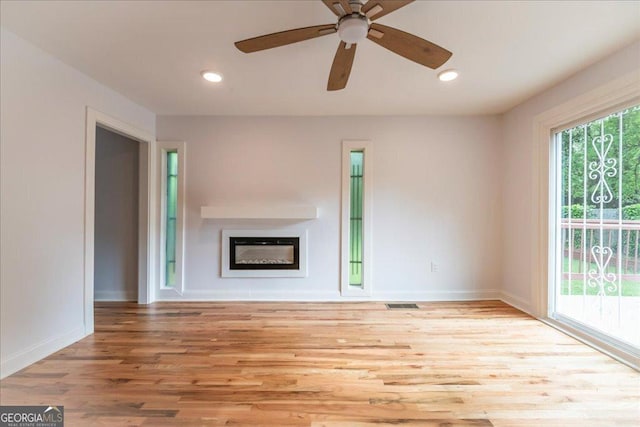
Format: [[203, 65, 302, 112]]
[[1, 301, 638, 426]]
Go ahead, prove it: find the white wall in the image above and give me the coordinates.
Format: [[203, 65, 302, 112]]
[[94, 127, 139, 301], [501, 40, 640, 313], [0, 29, 155, 377], [156, 115, 503, 301]]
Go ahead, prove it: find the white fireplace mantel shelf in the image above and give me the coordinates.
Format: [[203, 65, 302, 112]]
[[200, 205, 318, 220]]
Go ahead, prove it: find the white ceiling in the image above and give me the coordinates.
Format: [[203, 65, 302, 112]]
[[1, 1, 639, 116]]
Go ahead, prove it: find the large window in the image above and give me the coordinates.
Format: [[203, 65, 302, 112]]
[[158, 141, 185, 294], [341, 140, 372, 296], [552, 104, 639, 354]]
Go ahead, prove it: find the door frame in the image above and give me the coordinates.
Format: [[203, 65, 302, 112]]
[[84, 107, 156, 334]]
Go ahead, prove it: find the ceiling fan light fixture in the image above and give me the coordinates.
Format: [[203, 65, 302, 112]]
[[338, 15, 369, 44], [438, 69, 458, 82], [201, 71, 223, 83]]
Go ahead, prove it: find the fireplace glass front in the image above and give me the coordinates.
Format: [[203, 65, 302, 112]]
[[229, 237, 300, 270]]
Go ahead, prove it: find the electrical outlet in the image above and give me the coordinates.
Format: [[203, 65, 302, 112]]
[[431, 262, 439, 273]]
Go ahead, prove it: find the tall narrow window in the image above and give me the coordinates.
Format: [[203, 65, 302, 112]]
[[341, 141, 372, 296], [165, 151, 178, 287], [552, 104, 639, 354], [350, 151, 364, 287], [158, 141, 185, 295]]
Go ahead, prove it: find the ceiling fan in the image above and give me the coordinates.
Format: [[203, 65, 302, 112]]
[[234, 0, 452, 91]]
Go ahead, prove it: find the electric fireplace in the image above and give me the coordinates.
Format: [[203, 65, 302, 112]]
[[221, 230, 308, 278]]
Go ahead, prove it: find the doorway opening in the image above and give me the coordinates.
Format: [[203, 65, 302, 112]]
[[94, 126, 140, 302], [84, 108, 155, 335]]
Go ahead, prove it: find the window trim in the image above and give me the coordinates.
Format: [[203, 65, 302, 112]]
[[533, 70, 640, 369], [157, 141, 186, 296], [341, 140, 373, 297]]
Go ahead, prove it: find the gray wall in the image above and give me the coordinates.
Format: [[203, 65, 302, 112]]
[[94, 126, 139, 301]]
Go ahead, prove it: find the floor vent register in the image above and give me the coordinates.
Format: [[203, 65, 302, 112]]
[[385, 303, 419, 309]]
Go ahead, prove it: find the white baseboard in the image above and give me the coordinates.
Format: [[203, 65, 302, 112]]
[[374, 289, 501, 302], [94, 290, 137, 301], [154, 288, 502, 302], [161, 289, 338, 302], [498, 290, 533, 314], [0, 326, 86, 379]]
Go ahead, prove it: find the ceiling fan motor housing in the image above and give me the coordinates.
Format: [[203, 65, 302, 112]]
[[338, 14, 369, 44]]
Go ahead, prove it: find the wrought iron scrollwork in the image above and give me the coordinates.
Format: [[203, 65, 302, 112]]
[[588, 133, 617, 204]]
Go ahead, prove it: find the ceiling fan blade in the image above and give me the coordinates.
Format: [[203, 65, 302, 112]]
[[362, 0, 414, 21], [235, 24, 337, 53], [367, 23, 452, 69], [322, 0, 352, 17], [327, 42, 357, 91]]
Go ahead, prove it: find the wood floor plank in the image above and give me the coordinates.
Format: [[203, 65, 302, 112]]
[[1, 300, 638, 426]]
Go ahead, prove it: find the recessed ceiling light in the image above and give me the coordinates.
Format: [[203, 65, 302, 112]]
[[438, 69, 458, 82], [201, 71, 223, 83]]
